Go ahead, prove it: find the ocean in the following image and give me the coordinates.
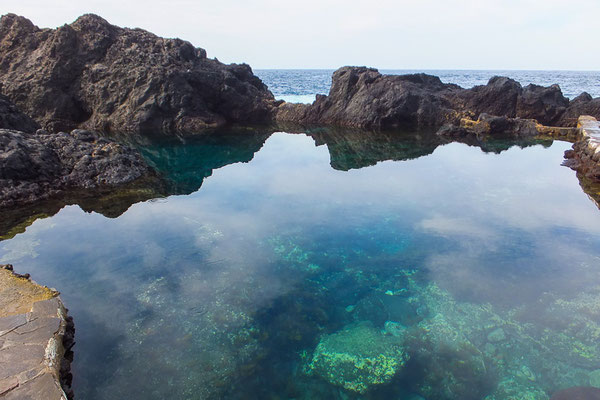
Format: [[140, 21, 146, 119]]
[[256, 69, 600, 103]]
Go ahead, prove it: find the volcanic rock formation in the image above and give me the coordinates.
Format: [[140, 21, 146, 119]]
[[0, 13, 276, 134], [276, 66, 600, 131], [0, 128, 157, 208], [0, 94, 40, 133]]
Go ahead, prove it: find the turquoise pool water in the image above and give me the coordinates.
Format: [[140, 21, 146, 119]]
[[1, 130, 600, 399]]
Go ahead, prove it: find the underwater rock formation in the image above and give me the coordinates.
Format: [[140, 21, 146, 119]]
[[0, 128, 157, 208], [0, 14, 275, 134], [550, 386, 600, 400], [276, 66, 599, 131], [403, 314, 494, 400], [0, 264, 74, 399], [304, 322, 408, 393]]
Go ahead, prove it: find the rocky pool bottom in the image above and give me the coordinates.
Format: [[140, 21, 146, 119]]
[[1, 129, 600, 399]]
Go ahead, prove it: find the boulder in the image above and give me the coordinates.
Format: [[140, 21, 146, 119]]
[[0, 14, 276, 134]]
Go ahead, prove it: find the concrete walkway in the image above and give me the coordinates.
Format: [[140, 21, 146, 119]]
[[0, 265, 73, 399], [578, 115, 600, 159]]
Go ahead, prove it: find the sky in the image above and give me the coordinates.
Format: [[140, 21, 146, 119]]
[[2, 0, 599, 70]]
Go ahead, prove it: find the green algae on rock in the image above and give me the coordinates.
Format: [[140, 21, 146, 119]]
[[304, 322, 407, 393]]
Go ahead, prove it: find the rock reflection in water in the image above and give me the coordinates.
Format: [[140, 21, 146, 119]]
[[0, 128, 272, 241], [1, 130, 600, 400]]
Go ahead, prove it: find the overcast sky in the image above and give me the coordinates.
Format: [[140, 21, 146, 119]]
[[2, 0, 599, 70]]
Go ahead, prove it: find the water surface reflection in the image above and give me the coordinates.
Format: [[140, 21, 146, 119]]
[[1, 131, 600, 399]]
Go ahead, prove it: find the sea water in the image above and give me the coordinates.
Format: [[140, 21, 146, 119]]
[[1, 70, 600, 399], [256, 69, 600, 103]]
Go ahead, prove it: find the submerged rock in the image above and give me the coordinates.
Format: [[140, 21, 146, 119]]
[[0, 128, 157, 208], [0, 13, 275, 134], [487, 328, 507, 343], [403, 313, 495, 400], [276, 66, 599, 131], [304, 322, 408, 393], [550, 387, 600, 400]]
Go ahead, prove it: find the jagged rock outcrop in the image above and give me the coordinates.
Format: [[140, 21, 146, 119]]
[[0, 13, 275, 134], [557, 93, 600, 127], [276, 67, 598, 131], [0, 94, 39, 133], [0, 128, 157, 208], [277, 67, 464, 129]]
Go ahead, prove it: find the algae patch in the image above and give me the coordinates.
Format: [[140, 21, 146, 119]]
[[0, 264, 57, 317], [304, 322, 407, 393]]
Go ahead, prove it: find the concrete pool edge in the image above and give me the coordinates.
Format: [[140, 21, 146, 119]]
[[0, 264, 74, 399]]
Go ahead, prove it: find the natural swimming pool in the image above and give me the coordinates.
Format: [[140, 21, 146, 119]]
[[1, 128, 600, 399]]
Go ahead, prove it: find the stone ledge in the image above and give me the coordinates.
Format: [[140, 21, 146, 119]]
[[563, 115, 600, 208], [0, 265, 74, 399]]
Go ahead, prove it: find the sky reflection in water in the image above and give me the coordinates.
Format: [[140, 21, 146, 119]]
[[1, 132, 600, 399]]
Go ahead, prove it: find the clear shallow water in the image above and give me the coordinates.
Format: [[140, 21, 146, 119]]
[[256, 69, 600, 103], [1, 129, 600, 399]]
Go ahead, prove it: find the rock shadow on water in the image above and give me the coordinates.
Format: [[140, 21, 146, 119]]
[[304, 126, 441, 171], [129, 126, 273, 195], [0, 180, 166, 241], [0, 127, 273, 241]]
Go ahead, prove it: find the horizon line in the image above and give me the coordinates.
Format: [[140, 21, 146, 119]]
[[253, 67, 600, 73]]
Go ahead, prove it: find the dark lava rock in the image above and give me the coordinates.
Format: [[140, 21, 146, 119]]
[[277, 66, 463, 129], [516, 83, 569, 123], [0, 128, 156, 207], [437, 114, 540, 139], [277, 67, 599, 130], [558, 93, 600, 127], [0, 13, 275, 134], [0, 93, 40, 133], [550, 386, 600, 400]]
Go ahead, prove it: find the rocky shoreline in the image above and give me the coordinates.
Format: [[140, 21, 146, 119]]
[[2, 12, 600, 399], [275, 66, 600, 130]]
